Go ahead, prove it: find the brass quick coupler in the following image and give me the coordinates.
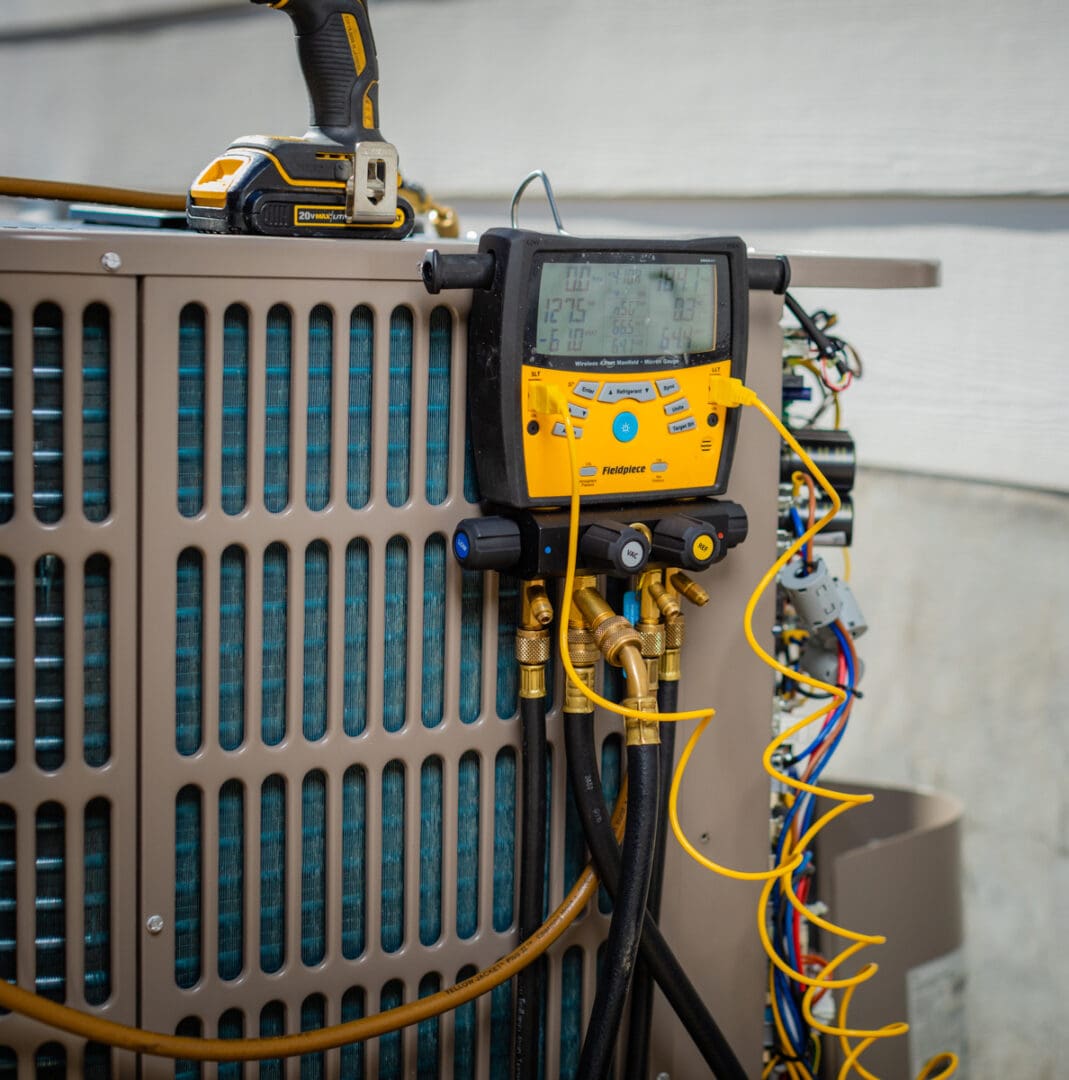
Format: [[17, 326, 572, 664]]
[[622, 696, 660, 746], [661, 614, 684, 682], [592, 614, 642, 668], [565, 625, 599, 715], [516, 628, 551, 700]]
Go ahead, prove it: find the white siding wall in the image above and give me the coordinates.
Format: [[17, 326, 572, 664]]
[[2, 3, 1066, 1077]]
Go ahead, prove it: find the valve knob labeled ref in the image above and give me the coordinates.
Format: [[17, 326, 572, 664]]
[[650, 514, 722, 570]]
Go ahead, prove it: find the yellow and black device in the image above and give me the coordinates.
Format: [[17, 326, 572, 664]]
[[423, 229, 751, 508], [187, 0, 414, 239]]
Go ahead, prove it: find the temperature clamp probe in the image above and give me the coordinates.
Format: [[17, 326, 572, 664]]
[[188, 0, 414, 239], [423, 228, 790, 575]]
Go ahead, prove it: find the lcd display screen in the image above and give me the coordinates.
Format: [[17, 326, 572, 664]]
[[534, 260, 717, 358]]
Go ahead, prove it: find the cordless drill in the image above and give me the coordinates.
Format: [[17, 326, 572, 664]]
[[187, 0, 414, 239]]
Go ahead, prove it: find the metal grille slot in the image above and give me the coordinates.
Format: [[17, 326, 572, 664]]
[[83, 799, 111, 1005], [83, 556, 110, 768], [418, 758, 443, 947], [456, 753, 480, 941], [81, 304, 110, 523], [425, 308, 452, 506], [264, 306, 291, 514], [35, 1041, 67, 1078], [217, 781, 244, 983], [341, 767, 367, 961], [346, 307, 373, 511], [302, 543, 329, 743], [175, 550, 202, 757], [385, 308, 412, 508], [300, 771, 326, 968], [261, 544, 288, 747], [421, 537, 445, 729], [259, 776, 286, 975], [0, 303, 12, 524], [35, 803, 65, 1002], [0, 558, 14, 772], [35, 556, 65, 772], [221, 306, 249, 517], [174, 787, 202, 990], [306, 307, 332, 512], [32, 304, 64, 525], [218, 547, 245, 753], [0, 805, 15, 1004], [177, 305, 205, 519], [382, 538, 407, 734]]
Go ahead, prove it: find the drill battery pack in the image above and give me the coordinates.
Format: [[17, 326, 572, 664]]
[[188, 135, 414, 240]]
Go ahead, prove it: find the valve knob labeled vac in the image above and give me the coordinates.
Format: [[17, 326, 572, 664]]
[[453, 517, 522, 571], [650, 514, 721, 570], [578, 521, 650, 574]]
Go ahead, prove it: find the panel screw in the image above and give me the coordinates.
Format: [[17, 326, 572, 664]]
[[100, 251, 122, 272], [657, 1073, 671, 1080], [146, 914, 165, 935], [699, 832, 710, 844]]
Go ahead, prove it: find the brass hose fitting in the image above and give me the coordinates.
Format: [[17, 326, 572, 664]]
[[670, 571, 710, 607], [622, 696, 661, 746], [661, 613, 685, 683], [636, 570, 667, 691], [564, 626, 599, 715], [517, 579, 552, 699]]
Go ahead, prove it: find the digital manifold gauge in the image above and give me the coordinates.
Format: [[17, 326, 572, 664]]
[[423, 229, 751, 509]]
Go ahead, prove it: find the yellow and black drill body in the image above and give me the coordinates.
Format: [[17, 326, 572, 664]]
[[188, 0, 414, 239]]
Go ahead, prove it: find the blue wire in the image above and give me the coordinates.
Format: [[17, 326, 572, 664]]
[[770, 622, 856, 1068], [789, 505, 809, 566]]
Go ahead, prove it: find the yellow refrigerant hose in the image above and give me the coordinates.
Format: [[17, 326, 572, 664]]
[[0, 796, 625, 1060]]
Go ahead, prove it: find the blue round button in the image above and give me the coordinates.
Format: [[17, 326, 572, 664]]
[[454, 531, 470, 560], [613, 410, 639, 443]]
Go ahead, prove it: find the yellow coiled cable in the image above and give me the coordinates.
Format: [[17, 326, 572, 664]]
[[537, 375, 957, 1080]]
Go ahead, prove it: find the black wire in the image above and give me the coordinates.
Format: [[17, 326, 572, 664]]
[[563, 716, 747, 1080], [624, 679, 678, 1080], [577, 742, 659, 1080], [514, 694, 547, 1080]]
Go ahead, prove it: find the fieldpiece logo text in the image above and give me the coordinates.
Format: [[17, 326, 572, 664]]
[[602, 465, 646, 475]]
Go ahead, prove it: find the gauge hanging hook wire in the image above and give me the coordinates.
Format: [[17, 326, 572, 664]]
[[510, 170, 569, 234]]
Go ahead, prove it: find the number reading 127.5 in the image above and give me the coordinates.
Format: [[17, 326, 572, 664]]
[[534, 260, 716, 358]]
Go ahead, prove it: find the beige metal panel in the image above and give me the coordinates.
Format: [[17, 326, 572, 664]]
[[0, 273, 138, 1076]]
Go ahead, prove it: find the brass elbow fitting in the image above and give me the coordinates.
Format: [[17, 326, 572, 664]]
[[647, 580, 681, 621]]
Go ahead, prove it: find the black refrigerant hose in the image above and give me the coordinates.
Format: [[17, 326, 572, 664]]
[[576, 741, 660, 1080], [624, 680, 679, 1080], [515, 694, 548, 1080], [563, 718, 748, 1080]]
